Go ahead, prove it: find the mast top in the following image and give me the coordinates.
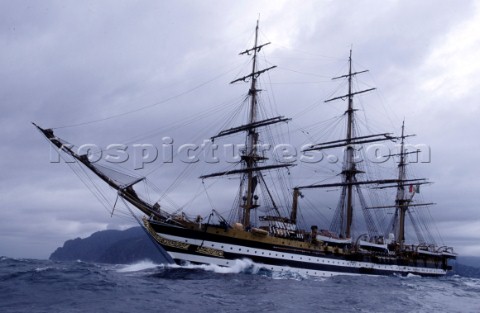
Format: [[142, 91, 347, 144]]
[[325, 50, 376, 103]]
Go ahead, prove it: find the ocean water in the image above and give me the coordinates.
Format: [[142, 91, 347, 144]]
[[1, 256, 479, 313]]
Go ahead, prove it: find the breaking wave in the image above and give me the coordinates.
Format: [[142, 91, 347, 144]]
[[167, 258, 261, 274], [116, 258, 262, 275], [116, 260, 161, 273]]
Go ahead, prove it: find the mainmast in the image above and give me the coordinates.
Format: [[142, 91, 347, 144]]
[[301, 50, 397, 239], [344, 50, 356, 239], [325, 50, 374, 238]]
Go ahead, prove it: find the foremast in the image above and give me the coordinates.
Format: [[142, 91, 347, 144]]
[[201, 20, 291, 229], [243, 20, 263, 228], [324, 50, 377, 238]]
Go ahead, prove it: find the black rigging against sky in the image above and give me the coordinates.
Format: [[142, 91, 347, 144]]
[[1, 0, 479, 259]]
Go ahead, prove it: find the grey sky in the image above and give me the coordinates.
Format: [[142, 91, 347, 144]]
[[1, 0, 479, 259]]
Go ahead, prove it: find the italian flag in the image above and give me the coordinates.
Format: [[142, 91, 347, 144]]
[[409, 184, 420, 193]]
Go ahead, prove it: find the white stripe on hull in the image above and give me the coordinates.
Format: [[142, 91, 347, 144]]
[[159, 232, 446, 277], [168, 251, 355, 278]]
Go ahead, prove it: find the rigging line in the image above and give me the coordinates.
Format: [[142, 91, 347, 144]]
[[77, 162, 117, 213], [44, 134, 112, 214], [202, 181, 217, 211], [416, 204, 436, 244], [305, 115, 345, 148], [365, 178, 389, 233], [426, 204, 444, 245], [266, 41, 344, 60], [355, 60, 400, 126], [227, 183, 239, 223], [37, 132, 133, 221], [232, 54, 255, 82], [406, 209, 426, 244], [275, 66, 332, 79], [120, 197, 174, 263], [305, 196, 331, 224], [261, 123, 293, 208], [143, 180, 151, 204], [119, 94, 245, 146], [259, 171, 281, 216], [178, 178, 221, 213], [211, 96, 250, 138], [266, 81, 331, 85], [355, 184, 379, 236], [143, 119, 213, 177], [261, 54, 280, 117], [144, 179, 181, 211], [66, 160, 112, 215], [290, 98, 328, 119], [146, 127, 212, 182], [158, 163, 195, 200], [326, 73, 350, 99], [268, 56, 343, 62], [171, 166, 219, 207], [51, 64, 244, 130], [111, 193, 119, 217], [289, 116, 340, 141], [198, 212, 214, 249]]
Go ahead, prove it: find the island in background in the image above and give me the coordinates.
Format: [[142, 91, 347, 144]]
[[50, 227, 167, 264]]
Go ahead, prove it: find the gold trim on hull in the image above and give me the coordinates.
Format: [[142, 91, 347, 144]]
[[143, 218, 224, 258], [143, 218, 190, 250]]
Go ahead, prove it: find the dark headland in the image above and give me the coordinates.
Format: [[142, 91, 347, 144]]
[[50, 227, 167, 264]]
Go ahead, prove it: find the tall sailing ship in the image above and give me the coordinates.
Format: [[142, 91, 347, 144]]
[[35, 21, 455, 277]]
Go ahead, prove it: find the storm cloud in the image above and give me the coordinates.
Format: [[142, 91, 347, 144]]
[[1, 0, 479, 259]]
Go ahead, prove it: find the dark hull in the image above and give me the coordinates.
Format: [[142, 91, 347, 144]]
[[144, 220, 451, 277]]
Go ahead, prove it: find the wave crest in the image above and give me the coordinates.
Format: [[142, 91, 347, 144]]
[[117, 260, 161, 273], [168, 258, 260, 274]]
